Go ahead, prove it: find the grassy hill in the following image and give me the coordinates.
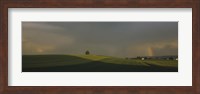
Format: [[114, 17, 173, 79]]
[[22, 55, 178, 72]]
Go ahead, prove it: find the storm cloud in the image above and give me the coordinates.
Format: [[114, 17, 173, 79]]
[[22, 22, 178, 58]]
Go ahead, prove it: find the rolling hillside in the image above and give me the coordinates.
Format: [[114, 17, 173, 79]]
[[22, 55, 178, 72]]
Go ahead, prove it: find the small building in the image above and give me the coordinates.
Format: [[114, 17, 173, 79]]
[[141, 57, 145, 60]]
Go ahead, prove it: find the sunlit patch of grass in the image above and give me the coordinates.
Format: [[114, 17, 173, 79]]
[[71, 55, 150, 66], [145, 60, 178, 67], [73, 55, 110, 61], [129, 59, 178, 67], [101, 58, 150, 66]]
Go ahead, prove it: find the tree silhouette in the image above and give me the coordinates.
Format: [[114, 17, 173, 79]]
[[85, 50, 90, 55]]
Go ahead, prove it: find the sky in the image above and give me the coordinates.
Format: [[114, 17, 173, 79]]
[[22, 22, 178, 58]]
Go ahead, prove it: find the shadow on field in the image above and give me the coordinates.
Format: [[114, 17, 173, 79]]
[[23, 56, 178, 72]]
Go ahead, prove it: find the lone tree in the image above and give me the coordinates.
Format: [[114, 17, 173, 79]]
[[85, 50, 90, 55]]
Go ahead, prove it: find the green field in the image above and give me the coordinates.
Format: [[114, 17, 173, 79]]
[[22, 55, 178, 72]]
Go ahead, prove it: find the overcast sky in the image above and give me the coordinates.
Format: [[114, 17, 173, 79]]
[[22, 22, 178, 57]]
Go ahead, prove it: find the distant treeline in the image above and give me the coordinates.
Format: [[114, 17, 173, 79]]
[[127, 56, 178, 60]]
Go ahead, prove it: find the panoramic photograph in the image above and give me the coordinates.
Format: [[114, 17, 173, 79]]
[[22, 22, 178, 72]]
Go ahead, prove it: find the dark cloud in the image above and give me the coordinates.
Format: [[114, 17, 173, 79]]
[[22, 22, 178, 57]]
